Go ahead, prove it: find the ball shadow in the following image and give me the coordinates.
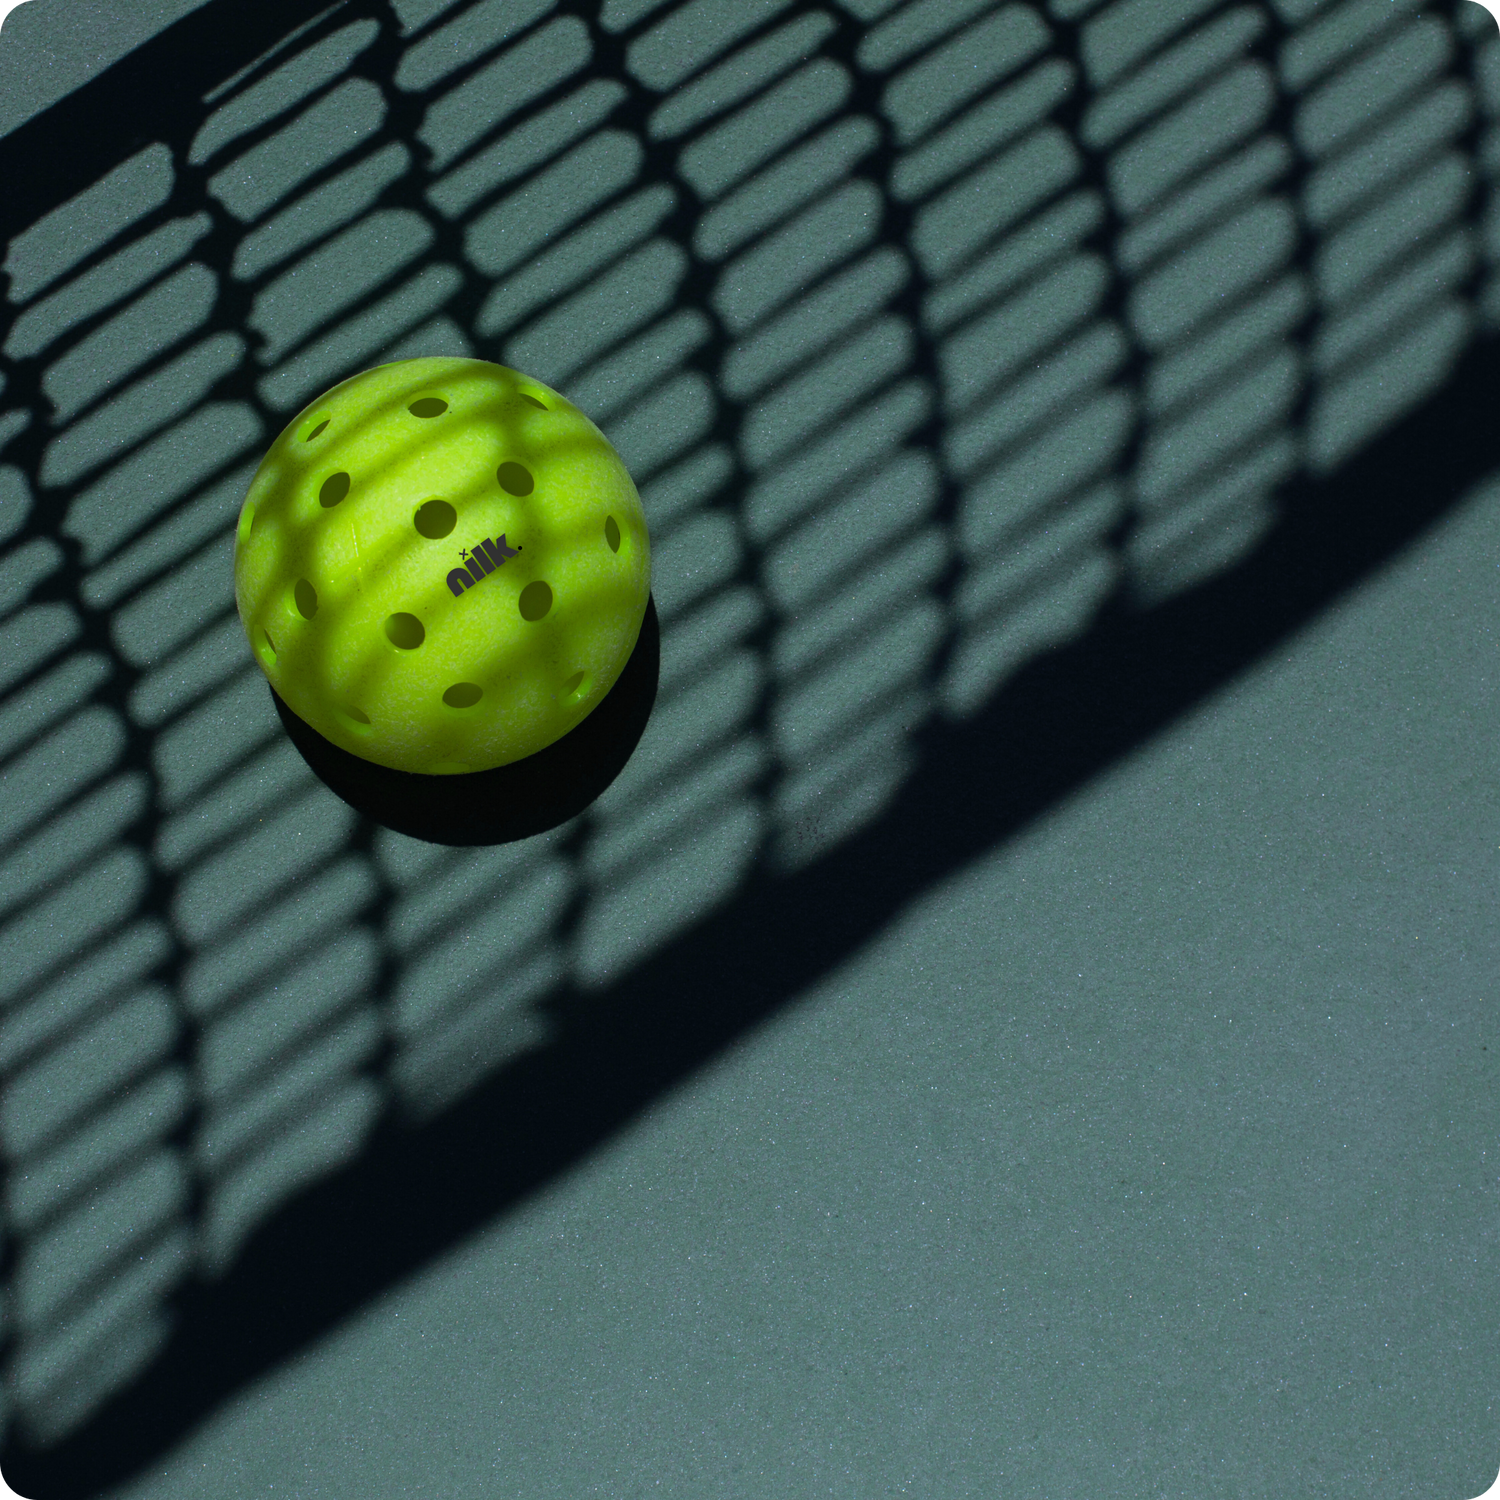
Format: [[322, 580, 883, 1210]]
[[272, 595, 660, 844]]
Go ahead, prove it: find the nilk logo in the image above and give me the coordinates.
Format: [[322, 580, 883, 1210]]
[[447, 535, 519, 596]]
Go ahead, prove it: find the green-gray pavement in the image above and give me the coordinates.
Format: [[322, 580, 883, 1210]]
[[102, 472, 1500, 1499], [2, 0, 1499, 1495]]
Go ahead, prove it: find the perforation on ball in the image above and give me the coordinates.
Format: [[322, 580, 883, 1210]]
[[518, 580, 552, 620], [414, 499, 456, 539], [385, 613, 425, 649], [319, 472, 350, 508], [497, 461, 533, 496]]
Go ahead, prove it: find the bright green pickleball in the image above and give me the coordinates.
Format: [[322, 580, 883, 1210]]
[[233, 357, 650, 775]]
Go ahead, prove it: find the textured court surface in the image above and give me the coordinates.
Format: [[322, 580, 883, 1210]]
[[1, 0, 1499, 1494]]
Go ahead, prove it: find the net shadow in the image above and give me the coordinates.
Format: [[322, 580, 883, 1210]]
[[1, 0, 1498, 1491]]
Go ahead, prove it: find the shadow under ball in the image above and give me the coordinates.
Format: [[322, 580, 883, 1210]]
[[270, 595, 660, 845]]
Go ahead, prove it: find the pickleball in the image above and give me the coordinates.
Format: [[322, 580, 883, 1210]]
[[233, 357, 651, 775]]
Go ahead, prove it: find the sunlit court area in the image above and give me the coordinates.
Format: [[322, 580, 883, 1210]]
[[1, 0, 1499, 1493]]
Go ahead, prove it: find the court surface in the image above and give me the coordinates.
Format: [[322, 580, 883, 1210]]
[[1, 0, 1498, 1495]]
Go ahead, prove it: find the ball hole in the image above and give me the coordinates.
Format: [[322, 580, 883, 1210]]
[[518, 580, 552, 621], [319, 472, 350, 508], [409, 397, 448, 418], [385, 613, 425, 650], [414, 499, 457, 539], [299, 412, 331, 442], [237, 502, 256, 545], [257, 628, 277, 666], [338, 705, 372, 729], [562, 670, 589, 703], [305, 419, 330, 441], [497, 461, 534, 496], [443, 683, 482, 708], [294, 578, 318, 619], [519, 392, 547, 410], [604, 515, 621, 553]]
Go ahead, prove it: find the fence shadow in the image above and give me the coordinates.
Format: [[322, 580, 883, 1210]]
[[1, 0, 1497, 1493]]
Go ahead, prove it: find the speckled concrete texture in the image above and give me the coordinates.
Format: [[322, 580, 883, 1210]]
[[1, 0, 1498, 1495]]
